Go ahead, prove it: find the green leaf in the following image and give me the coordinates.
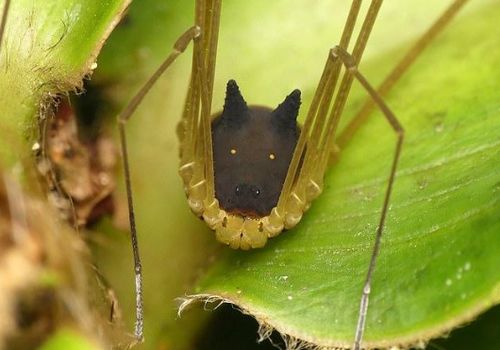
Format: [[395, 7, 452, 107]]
[[190, 2, 500, 349], [88, 0, 499, 349], [0, 0, 130, 166]]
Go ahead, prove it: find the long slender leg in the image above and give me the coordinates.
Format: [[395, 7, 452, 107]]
[[337, 0, 469, 149], [117, 26, 200, 342], [276, 0, 363, 216], [331, 46, 404, 350], [178, 0, 222, 223], [272, 0, 384, 231], [197, 0, 221, 204], [270, 0, 364, 232], [315, 0, 383, 179]]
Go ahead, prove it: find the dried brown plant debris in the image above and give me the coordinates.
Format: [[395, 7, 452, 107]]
[[36, 97, 117, 227], [0, 174, 129, 349]]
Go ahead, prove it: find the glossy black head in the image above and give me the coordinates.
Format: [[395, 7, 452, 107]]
[[212, 80, 301, 217]]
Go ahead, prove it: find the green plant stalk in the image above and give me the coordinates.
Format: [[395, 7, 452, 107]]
[[0, 0, 130, 167]]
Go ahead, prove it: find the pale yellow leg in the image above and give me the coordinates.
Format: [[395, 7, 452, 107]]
[[177, 0, 222, 225], [271, 0, 384, 231]]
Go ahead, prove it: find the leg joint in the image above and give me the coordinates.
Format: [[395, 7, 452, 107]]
[[396, 127, 405, 138], [174, 26, 201, 53], [330, 45, 356, 69]]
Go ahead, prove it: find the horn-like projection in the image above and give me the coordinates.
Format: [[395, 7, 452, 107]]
[[272, 89, 301, 130], [220, 79, 249, 126]]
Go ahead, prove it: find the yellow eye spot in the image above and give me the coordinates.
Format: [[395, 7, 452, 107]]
[[269, 153, 276, 160], [230, 148, 237, 155]]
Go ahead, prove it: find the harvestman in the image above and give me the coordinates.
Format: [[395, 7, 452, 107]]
[[0, 0, 470, 348], [110, 0, 471, 348]]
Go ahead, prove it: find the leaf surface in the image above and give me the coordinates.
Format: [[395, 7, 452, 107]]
[[90, 0, 500, 348], [192, 1, 500, 348]]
